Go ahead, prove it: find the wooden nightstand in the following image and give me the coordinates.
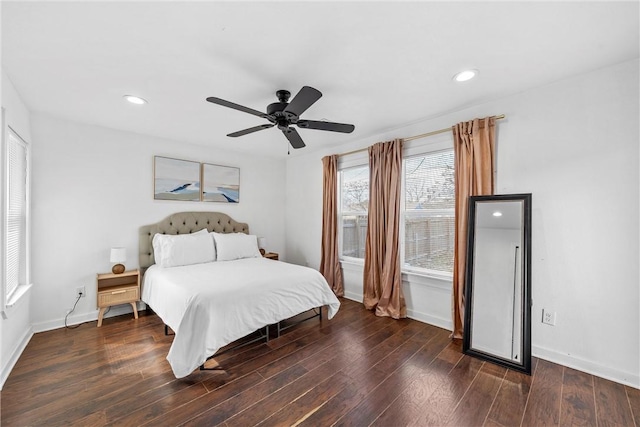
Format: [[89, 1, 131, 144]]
[[264, 252, 279, 260], [96, 269, 140, 327]]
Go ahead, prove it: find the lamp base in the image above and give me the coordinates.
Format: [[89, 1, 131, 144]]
[[112, 263, 125, 274]]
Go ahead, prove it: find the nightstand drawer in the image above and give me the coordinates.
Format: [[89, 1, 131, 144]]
[[98, 286, 139, 307]]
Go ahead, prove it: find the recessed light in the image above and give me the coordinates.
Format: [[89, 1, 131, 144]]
[[453, 69, 478, 82], [123, 95, 147, 105], [493, 211, 503, 217]]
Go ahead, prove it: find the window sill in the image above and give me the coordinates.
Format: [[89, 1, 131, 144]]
[[402, 268, 452, 282], [402, 271, 452, 291], [340, 259, 452, 290], [340, 258, 365, 268], [2, 284, 32, 318]]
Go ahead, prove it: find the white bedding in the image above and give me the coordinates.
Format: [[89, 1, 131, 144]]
[[141, 257, 341, 378]]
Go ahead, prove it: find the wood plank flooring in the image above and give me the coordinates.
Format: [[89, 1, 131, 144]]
[[1, 298, 638, 426]]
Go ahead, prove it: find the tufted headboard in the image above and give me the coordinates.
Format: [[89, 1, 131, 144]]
[[139, 211, 249, 271]]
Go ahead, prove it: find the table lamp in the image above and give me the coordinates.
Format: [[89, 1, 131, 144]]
[[258, 237, 267, 256], [110, 247, 126, 274]]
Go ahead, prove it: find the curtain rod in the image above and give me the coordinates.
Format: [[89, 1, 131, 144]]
[[338, 114, 506, 157]]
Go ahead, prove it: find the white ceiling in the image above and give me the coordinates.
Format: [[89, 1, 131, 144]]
[[2, 1, 638, 158]]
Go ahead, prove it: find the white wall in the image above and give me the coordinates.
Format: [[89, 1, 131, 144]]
[[1, 70, 34, 389], [29, 114, 286, 331], [285, 59, 639, 387]]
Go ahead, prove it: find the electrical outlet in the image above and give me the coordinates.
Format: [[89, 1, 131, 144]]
[[542, 309, 556, 326], [76, 286, 86, 298]]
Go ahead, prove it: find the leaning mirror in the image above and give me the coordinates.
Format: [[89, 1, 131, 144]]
[[463, 193, 532, 374]]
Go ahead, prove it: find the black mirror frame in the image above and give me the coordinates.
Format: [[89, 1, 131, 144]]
[[462, 193, 532, 375]]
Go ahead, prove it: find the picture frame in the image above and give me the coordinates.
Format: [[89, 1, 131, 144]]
[[202, 163, 240, 203], [153, 156, 201, 201]]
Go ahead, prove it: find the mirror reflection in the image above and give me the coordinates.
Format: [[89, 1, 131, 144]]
[[471, 201, 523, 361], [463, 194, 531, 374]]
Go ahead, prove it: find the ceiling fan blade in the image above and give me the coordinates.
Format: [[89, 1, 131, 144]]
[[296, 120, 355, 133], [282, 86, 322, 119], [227, 124, 274, 137], [282, 127, 306, 149], [206, 97, 269, 119]]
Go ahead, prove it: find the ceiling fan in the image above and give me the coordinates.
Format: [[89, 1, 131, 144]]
[[206, 86, 355, 150]]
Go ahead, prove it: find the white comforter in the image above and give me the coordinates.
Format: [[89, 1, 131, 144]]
[[142, 257, 341, 378]]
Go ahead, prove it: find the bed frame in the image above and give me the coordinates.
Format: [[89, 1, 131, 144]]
[[139, 211, 322, 371]]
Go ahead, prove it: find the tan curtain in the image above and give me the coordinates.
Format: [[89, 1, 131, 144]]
[[363, 139, 406, 319], [451, 117, 496, 338], [320, 155, 344, 296]]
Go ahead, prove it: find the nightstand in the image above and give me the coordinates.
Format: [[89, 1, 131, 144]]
[[96, 269, 140, 327], [264, 252, 279, 260]]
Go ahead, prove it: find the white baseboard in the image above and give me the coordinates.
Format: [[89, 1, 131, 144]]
[[533, 344, 640, 389], [406, 308, 452, 331], [342, 293, 453, 331], [343, 290, 362, 303], [1, 326, 34, 390], [342, 294, 638, 389], [32, 302, 146, 333]]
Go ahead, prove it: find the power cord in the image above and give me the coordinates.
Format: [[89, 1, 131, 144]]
[[64, 290, 111, 329], [64, 293, 82, 329]]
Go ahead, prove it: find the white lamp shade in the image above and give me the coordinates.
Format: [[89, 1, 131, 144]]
[[258, 237, 267, 249], [110, 247, 127, 263]]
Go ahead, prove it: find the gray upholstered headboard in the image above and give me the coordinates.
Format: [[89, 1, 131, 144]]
[[139, 211, 249, 271]]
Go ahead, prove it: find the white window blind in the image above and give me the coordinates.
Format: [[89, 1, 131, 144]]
[[403, 149, 455, 274], [5, 129, 28, 304]]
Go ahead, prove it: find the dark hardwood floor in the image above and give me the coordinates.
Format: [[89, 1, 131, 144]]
[[1, 298, 638, 426]]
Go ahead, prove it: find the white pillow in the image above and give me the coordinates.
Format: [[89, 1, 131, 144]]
[[152, 229, 215, 268], [212, 232, 261, 261]]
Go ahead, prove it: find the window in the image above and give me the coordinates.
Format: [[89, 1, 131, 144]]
[[338, 138, 455, 277], [403, 149, 455, 275], [339, 165, 369, 259], [4, 128, 29, 306]]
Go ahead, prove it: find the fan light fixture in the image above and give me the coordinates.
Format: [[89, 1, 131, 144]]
[[124, 95, 147, 105], [453, 69, 478, 82]]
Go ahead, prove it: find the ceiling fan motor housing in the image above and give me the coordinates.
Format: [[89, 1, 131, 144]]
[[268, 89, 295, 121], [267, 102, 289, 116]]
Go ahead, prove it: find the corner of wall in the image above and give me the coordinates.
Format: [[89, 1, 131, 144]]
[[0, 325, 33, 390]]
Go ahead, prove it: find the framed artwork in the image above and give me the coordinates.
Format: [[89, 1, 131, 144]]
[[202, 163, 240, 203], [153, 156, 201, 201]]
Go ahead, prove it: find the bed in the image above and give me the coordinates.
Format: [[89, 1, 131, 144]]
[[139, 212, 340, 378]]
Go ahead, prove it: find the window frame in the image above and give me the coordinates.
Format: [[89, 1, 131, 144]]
[[3, 119, 31, 310], [337, 132, 455, 279], [337, 163, 369, 264], [400, 147, 455, 279], [337, 150, 369, 264]]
